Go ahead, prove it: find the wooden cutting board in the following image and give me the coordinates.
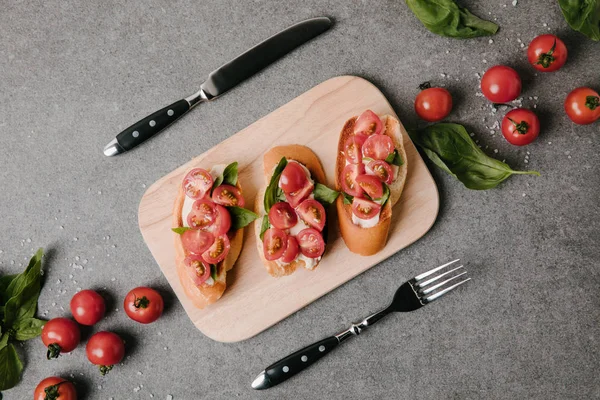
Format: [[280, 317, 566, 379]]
[[138, 76, 439, 342]]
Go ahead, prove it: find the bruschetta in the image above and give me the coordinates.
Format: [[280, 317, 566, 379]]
[[335, 110, 408, 256], [254, 145, 339, 277], [172, 162, 258, 308]]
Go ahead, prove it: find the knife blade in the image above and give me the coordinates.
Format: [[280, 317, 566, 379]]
[[104, 17, 332, 156]]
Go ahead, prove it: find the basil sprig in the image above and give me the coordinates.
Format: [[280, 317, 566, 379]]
[[210, 264, 218, 280], [264, 157, 288, 212], [342, 192, 353, 205], [226, 206, 259, 230], [212, 161, 239, 192], [385, 149, 403, 167], [559, 0, 600, 41], [313, 183, 339, 207], [259, 216, 270, 241], [171, 227, 192, 235], [379, 184, 391, 206], [410, 123, 539, 190], [0, 249, 47, 391]]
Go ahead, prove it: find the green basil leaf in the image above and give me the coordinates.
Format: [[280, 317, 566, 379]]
[[13, 317, 46, 341], [227, 206, 259, 230], [222, 162, 239, 186], [210, 264, 218, 281], [559, 0, 600, 41], [0, 333, 8, 348], [313, 183, 339, 207], [259, 216, 270, 241], [385, 149, 404, 166], [264, 157, 288, 212], [378, 184, 391, 206], [212, 174, 224, 192], [4, 249, 42, 302], [171, 227, 192, 235], [3, 250, 43, 329], [342, 193, 353, 205], [276, 187, 286, 202], [0, 275, 17, 305], [0, 343, 23, 391], [409, 123, 540, 190], [406, 0, 498, 39]]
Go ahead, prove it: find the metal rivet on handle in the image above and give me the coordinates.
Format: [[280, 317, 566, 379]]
[[301, 355, 308, 362], [318, 345, 325, 352], [149, 120, 156, 127], [282, 366, 289, 373], [167, 109, 174, 116], [132, 131, 139, 138]]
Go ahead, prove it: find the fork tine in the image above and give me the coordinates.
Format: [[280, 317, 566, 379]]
[[413, 259, 460, 282], [414, 265, 464, 288], [419, 270, 468, 295], [422, 277, 471, 303]]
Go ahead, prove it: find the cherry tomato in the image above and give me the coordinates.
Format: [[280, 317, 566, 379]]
[[352, 197, 382, 220], [356, 174, 384, 199], [366, 160, 393, 185], [263, 228, 288, 261], [206, 205, 231, 236], [295, 199, 326, 232], [297, 228, 325, 259], [86, 331, 125, 375], [279, 162, 308, 195], [124, 287, 164, 324], [184, 255, 211, 285], [343, 133, 368, 164], [280, 236, 300, 263], [414, 87, 452, 122], [284, 181, 314, 208], [41, 318, 80, 359], [187, 199, 217, 229], [182, 168, 213, 199], [527, 34, 567, 72], [268, 202, 298, 230], [34, 377, 77, 400], [202, 234, 231, 264], [181, 229, 214, 255], [362, 135, 394, 160], [340, 164, 365, 197], [211, 184, 245, 207], [501, 108, 540, 146], [564, 87, 600, 125], [354, 110, 383, 136], [481, 65, 522, 103], [70, 290, 105, 326]]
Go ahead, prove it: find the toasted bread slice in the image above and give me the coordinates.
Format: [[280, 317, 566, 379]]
[[335, 114, 408, 255], [255, 145, 327, 277]]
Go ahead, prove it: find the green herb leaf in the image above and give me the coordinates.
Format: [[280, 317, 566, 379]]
[[13, 317, 46, 341], [210, 264, 218, 281], [227, 206, 259, 230], [342, 193, 353, 205], [171, 227, 192, 235], [222, 162, 239, 186], [313, 183, 340, 207], [409, 123, 539, 190], [406, 0, 498, 39], [0, 343, 23, 391], [3, 250, 43, 329], [264, 158, 288, 212], [0, 275, 17, 305], [259, 216, 270, 241], [559, 0, 600, 41], [385, 149, 403, 166], [378, 184, 391, 206], [3, 249, 42, 302], [0, 334, 8, 348]]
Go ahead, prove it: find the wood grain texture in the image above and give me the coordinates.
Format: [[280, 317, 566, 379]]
[[138, 76, 439, 342]]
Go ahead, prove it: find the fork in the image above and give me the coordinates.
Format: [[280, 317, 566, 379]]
[[251, 259, 470, 390]]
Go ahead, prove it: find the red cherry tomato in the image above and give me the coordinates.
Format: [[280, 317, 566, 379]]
[[124, 287, 164, 324], [268, 202, 298, 230], [352, 197, 382, 220], [366, 160, 393, 185], [297, 228, 325, 259], [501, 108, 540, 146], [356, 174, 384, 199], [284, 181, 314, 208], [414, 87, 453, 122], [263, 228, 288, 261], [354, 110, 383, 136], [481, 65, 522, 103], [280, 236, 300, 263], [343, 133, 368, 164], [206, 205, 231, 236], [279, 162, 308, 195], [70, 290, 105, 326], [362, 135, 394, 160], [211, 184, 245, 207], [86, 331, 125, 375], [340, 164, 365, 197], [202, 234, 231, 264], [34, 377, 77, 400], [41, 318, 80, 359], [182, 168, 213, 199], [564, 87, 600, 125], [181, 229, 214, 255], [187, 199, 217, 229], [295, 199, 326, 232], [184, 255, 211, 285], [527, 34, 567, 72]]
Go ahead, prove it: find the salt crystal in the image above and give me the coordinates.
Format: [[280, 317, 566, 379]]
[[164, 347, 168, 350], [52, 302, 56, 306], [26, 238, 31, 243], [167, 395, 173, 400], [494, 149, 499, 153], [60, 226, 64, 229], [520, 43, 525, 48], [512, 0, 518, 5], [482, 59, 487, 63], [111, 277, 116, 281], [75, 256, 80, 261], [56, 279, 61, 284], [517, 38, 522, 43], [73, 237, 78, 241], [69, 274, 73, 279], [533, 96, 539, 100], [522, 193, 527, 197], [543, 23, 548, 27], [488, 39, 493, 44], [98, 190, 102, 195], [440, 73, 446, 78], [137, 371, 143, 375], [134, 386, 141, 393]]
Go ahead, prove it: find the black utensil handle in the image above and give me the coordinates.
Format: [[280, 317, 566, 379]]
[[264, 336, 339, 386], [116, 99, 190, 151]]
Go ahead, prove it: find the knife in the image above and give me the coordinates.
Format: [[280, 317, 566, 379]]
[[103, 17, 332, 156]]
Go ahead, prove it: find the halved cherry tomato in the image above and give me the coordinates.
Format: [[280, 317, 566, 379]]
[[352, 197, 382, 220], [564, 87, 600, 125], [124, 287, 164, 324], [70, 290, 105, 326], [184, 255, 211, 285], [527, 34, 567, 72], [362, 135, 394, 160], [501, 108, 540, 146], [415, 87, 453, 122], [280, 236, 300, 263], [41, 318, 80, 359], [263, 228, 288, 261], [356, 174, 384, 199], [212, 184, 245, 207], [34, 377, 77, 400], [187, 199, 217, 229], [182, 168, 213, 199], [284, 181, 314, 208], [268, 202, 298, 230], [181, 229, 214, 255], [202, 234, 231, 264], [206, 205, 232, 236], [354, 110, 383, 136], [86, 331, 125, 376], [297, 228, 325, 258], [296, 199, 326, 232], [481, 65, 522, 103], [366, 160, 394, 185], [343, 133, 368, 164], [279, 162, 308, 195], [340, 164, 365, 197]]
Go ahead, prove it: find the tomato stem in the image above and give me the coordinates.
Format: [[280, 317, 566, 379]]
[[418, 81, 431, 90], [585, 95, 599, 110], [133, 295, 150, 309], [508, 117, 529, 135], [46, 343, 62, 360], [44, 381, 67, 400], [99, 365, 113, 376], [535, 39, 556, 69]]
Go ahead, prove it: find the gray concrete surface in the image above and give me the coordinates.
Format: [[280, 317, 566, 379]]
[[1, 1, 599, 399]]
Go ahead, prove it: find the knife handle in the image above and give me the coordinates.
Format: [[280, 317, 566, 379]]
[[116, 99, 190, 151]]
